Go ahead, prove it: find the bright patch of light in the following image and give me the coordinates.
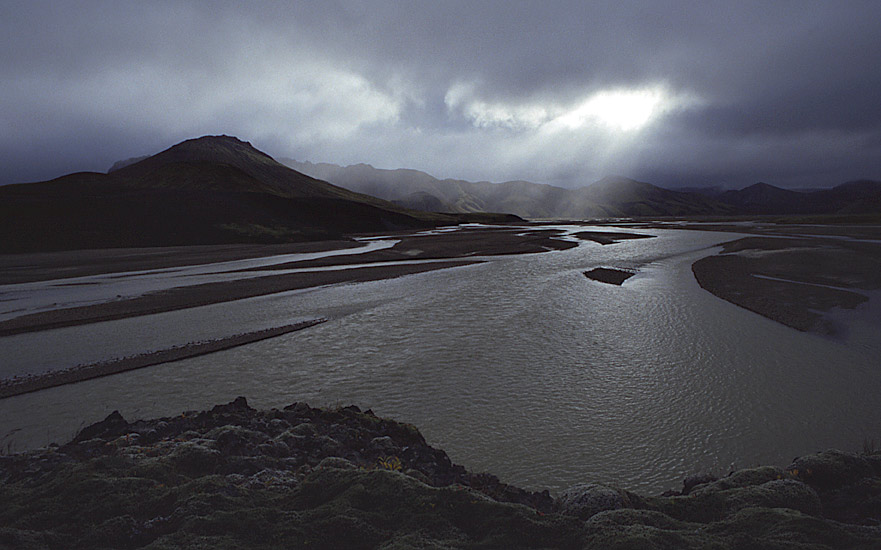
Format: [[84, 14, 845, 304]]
[[445, 83, 674, 134], [557, 88, 664, 131]]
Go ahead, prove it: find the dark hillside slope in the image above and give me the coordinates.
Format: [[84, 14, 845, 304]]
[[718, 182, 816, 214], [0, 136, 448, 253], [0, 173, 427, 253], [114, 136, 443, 218], [820, 180, 881, 214], [715, 180, 881, 215]]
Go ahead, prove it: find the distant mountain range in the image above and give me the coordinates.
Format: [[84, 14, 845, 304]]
[[4, 136, 879, 253], [716, 181, 881, 215], [282, 159, 881, 219], [0, 136, 517, 253], [281, 160, 731, 218]]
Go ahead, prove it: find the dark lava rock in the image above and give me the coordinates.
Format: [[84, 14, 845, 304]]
[[72, 410, 129, 442], [682, 473, 718, 495], [788, 450, 881, 524], [2, 399, 881, 549], [788, 450, 876, 490], [559, 483, 628, 519], [210, 395, 253, 414]]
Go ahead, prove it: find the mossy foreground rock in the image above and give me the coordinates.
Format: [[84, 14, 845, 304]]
[[1, 398, 880, 549]]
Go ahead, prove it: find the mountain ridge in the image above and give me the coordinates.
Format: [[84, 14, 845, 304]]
[[282, 160, 733, 218], [0, 136, 518, 253], [282, 159, 881, 218]]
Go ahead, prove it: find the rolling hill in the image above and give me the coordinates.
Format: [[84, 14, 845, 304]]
[[0, 136, 517, 253]]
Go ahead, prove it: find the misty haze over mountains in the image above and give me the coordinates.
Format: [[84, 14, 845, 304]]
[[3, 133, 880, 254], [283, 159, 881, 219]]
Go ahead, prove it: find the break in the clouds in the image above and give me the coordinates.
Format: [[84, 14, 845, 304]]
[[2, 1, 881, 189]]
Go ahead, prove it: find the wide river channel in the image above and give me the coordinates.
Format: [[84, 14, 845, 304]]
[[2, 226, 880, 494]]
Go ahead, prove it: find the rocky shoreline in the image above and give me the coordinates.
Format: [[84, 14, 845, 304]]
[[2, 398, 879, 549]]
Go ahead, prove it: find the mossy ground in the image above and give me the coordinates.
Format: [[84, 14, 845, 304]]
[[1, 398, 879, 549]]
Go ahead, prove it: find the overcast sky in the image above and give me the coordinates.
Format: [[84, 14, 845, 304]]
[[3, 1, 881, 189]]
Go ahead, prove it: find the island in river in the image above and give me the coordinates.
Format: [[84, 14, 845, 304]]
[[601, 217, 881, 336]]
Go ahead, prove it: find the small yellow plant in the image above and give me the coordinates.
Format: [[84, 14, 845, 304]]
[[377, 455, 403, 471]]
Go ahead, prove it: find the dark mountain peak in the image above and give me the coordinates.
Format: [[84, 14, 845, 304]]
[[718, 181, 810, 214], [182, 134, 256, 147], [1, 135, 454, 252], [734, 182, 799, 200], [112, 135, 280, 181], [110, 135, 336, 200], [743, 181, 785, 192], [127, 136, 449, 215], [159, 134, 275, 164]]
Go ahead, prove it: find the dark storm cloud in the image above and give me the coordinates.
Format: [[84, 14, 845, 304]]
[[2, 0, 880, 188]]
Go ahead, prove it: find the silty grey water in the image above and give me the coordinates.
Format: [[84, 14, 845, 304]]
[[1, 226, 880, 494]]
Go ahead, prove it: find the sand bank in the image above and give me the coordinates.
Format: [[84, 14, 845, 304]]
[[692, 235, 881, 334], [0, 225, 580, 336], [0, 241, 361, 285], [0, 320, 326, 399], [0, 260, 480, 336]]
